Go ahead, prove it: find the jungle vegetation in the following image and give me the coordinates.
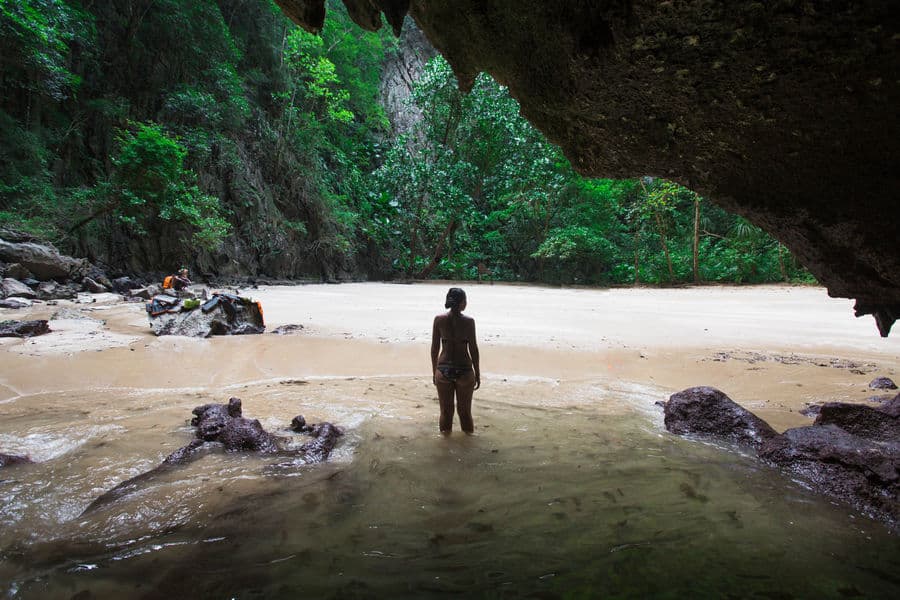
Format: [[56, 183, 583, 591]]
[[0, 0, 813, 285]]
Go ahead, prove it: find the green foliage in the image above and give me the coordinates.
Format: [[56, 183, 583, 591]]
[[0, 0, 814, 285], [0, 0, 90, 101], [373, 55, 813, 286], [72, 121, 230, 250]]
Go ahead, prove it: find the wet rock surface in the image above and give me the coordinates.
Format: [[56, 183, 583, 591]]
[[664, 386, 778, 451], [0, 320, 51, 338], [814, 402, 900, 443], [192, 399, 280, 453], [0, 453, 32, 468], [83, 397, 343, 514], [759, 424, 899, 526], [271, 324, 304, 335], [666, 387, 900, 527], [274, 2, 900, 333]]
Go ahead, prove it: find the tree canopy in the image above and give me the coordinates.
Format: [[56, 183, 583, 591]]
[[0, 0, 813, 285]]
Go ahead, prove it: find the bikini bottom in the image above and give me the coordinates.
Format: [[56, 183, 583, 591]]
[[437, 366, 473, 382]]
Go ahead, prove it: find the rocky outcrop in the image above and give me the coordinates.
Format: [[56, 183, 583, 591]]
[[82, 397, 343, 514], [663, 386, 778, 451], [0, 320, 51, 338], [665, 387, 900, 527], [0, 239, 86, 281], [0, 278, 36, 300], [379, 19, 437, 137], [815, 402, 900, 443], [275, 1, 900, 335], [759, 424, 899, 526]]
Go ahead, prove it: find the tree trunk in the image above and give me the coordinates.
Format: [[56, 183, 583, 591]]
[[693, 197, 700, 284], [417, 219, 458, 279], [778, 243, 788, 282], [633, 228, 641, 285], [655, 210, 674, 283]]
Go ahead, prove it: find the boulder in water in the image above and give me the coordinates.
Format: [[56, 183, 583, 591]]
[[759, 423, 900, 524], [814, 402, 900, 443], [663, 386, 778, 450], [666, 386, 900, 528]]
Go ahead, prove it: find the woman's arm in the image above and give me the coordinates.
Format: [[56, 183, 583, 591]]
[[431, 317, 441, 383], [469, 319, 480, 390]]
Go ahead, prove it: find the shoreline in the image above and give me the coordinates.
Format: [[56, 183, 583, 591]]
[[0, 283, 896, 435]]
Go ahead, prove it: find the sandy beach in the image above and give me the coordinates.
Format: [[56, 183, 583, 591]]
[[1, 283, 896, 432], [1, 282, 899, 599]]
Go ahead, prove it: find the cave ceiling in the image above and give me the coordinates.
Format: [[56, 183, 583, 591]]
[[274, 0, 900, 336]]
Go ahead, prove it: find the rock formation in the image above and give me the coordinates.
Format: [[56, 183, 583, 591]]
[[274, 1, 900, 335], [147, 293, 265, 337], [665, 386, 778, 450], [0, 320, 51, 338], [82, 397, 343, 514], [869, 376, 897, 390], [664, 387, 900, 528]]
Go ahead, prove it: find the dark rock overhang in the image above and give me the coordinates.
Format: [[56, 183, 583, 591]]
[[274, 1, 900, 336]]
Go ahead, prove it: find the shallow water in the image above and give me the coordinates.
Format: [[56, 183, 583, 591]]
[[1, 284, 898, 598], [1, 378, 898, 599]]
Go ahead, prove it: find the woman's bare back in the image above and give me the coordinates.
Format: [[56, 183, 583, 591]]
[[433, 313, 476, 367]]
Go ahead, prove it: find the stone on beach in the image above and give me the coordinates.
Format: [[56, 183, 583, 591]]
[[869, 376, 897, 390], [0, 319, 51, 338]]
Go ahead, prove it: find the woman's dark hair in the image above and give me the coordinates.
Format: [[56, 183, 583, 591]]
[[445, 287, 466, 310]]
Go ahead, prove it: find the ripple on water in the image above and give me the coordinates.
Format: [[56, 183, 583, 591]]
[[0, 424, 127, 463]]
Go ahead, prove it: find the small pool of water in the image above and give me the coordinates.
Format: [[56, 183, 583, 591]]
[[1, 383, 897, 599]]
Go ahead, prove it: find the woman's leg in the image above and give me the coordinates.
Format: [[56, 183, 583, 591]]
[[455, 371, 476, 433], [434, 369, 456, 433]]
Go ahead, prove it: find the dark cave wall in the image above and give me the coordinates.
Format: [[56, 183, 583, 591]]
[[275, 0, 900, 333]]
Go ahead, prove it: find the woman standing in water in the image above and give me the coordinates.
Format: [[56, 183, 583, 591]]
[[431, 288, 481, 434]]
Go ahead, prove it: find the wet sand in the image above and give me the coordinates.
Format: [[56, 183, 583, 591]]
[[1, 283, 896, 432]]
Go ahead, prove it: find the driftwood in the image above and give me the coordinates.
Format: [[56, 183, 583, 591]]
[[82, 397, 342, 515]]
